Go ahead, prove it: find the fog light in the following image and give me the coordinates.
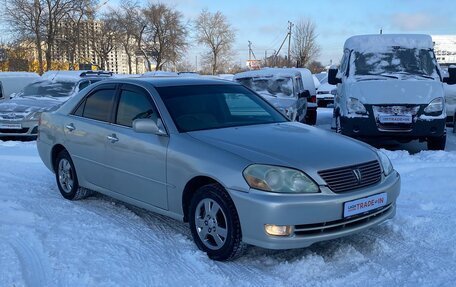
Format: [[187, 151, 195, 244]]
[[264, 224, 292, 236]]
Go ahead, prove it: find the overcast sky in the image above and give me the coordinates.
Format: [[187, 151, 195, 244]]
[[96, 0, 456, 68]]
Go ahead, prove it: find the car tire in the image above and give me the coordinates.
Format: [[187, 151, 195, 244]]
[[189, 184, 245, 261], [453, 114, 456, 133], [427, 135, 446, 151], [335, 112, 342, 134], [305, 110, 317, 125], [55, 150, 90, 200]]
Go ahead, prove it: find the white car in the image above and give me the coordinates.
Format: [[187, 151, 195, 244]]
[[234, 69, 308, 122], [315, 73, 336, 107], [0, 72, 40, 100]]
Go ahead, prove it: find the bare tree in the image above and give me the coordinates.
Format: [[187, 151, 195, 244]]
[[4, 0, 45, 73], [92, 14, 120, 70], [140, 3, 188, 71], [109, 1, 141, 74], [194, 9, 235, 75], [292, 19, 320, 68]]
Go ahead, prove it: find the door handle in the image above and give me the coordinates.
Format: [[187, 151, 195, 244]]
[[107, 134, 119, 143], [65, 123, 75, 131]]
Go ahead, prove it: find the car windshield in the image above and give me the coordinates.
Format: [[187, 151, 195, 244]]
[[156, 84, 287, 132], [236, 76, 294, 97], [20, 80, 76, 98], [351, 48, 439, 79]]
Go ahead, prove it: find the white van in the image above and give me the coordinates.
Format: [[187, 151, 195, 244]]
[[233, 68, 308, 122], [329, 34, 456, 150], [0, 72, 40, 100], [296, 68, 318, 125]]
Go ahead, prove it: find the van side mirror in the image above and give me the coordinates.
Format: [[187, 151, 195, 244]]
[[328, 68, 341, 85], [443, 66, 456, 85], [298, 90, 311, 99], [133, 118, 167, 136]]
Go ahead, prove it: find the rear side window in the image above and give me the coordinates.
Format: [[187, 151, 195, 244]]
[[80, 89, 115, 122], [116, 89, 156, 127]]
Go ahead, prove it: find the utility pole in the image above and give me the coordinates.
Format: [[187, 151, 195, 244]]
[[248, 41, 252, 61], [287, 21, 294, 67], [380, 28, 383, 35]]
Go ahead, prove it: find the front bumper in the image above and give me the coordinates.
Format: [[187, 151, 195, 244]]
[[340, 105, 446, 140], [0, 120, 39, 137], [228, 171, 400, 250]]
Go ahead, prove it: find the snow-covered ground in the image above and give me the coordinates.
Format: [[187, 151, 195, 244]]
[[1, 110, 456, 287]]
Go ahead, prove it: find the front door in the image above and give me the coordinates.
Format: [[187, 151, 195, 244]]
[[105, 84, 169, 209]]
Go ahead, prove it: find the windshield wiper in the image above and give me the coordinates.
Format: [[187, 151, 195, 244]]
[[357, 73, 399, 81], [394, 71, 435, 79]]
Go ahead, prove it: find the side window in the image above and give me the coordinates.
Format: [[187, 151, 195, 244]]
[[116, 89, 157, 127], [82, 89, 116, 122], [0, 82, 3, 99]]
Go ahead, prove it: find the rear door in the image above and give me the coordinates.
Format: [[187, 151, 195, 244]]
[[104, 84, 169, 209], [63, 83, 117, 189]]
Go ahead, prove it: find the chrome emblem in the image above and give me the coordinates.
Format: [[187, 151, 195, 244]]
[[353, 169, 362, 183], [391, 106, 401, 115], [9, 112, 16, 118]]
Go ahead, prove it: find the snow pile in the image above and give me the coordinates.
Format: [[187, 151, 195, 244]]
[[1, 128, 456, 286]]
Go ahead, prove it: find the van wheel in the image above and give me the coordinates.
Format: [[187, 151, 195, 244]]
[[427, 135, 446, 151], [189, 184, 245, 261], [305, 110, 317, 125], [55, 150, 90, 200], [335, 114, 342, 134]]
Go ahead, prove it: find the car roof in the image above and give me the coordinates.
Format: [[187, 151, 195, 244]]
[[106, 77, 240, 88], [344, 34, 433, 52], [233, 68, 302, 79]]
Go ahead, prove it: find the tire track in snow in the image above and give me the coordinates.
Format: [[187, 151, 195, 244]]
[[8, 236, 52, 287]]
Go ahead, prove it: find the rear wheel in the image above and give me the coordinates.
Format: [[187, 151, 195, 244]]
[[427, 135, 446, 151], [189, 184, 245, 261], [55, 150, 90, 200]]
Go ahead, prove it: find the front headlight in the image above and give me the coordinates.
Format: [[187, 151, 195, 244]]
[[377, 150, 393, 176], [243, 164, 319, 193], [424, 97, 444, 114], [27, 112, 42, 121], [347, 97, 367, 114]]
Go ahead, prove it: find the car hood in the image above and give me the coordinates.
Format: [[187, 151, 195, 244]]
[[347, 79, 444, 105], [188, 122, 379, 185], [0, 97, 63, 113]]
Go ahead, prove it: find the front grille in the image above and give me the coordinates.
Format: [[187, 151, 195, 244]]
[[294, 203, 393, 236], [0, 128, 30, 134], [318, 160, 382, 193], [377, 122, 413, 132]]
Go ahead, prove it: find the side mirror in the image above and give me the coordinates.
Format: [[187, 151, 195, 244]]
[[298, 90, 311, 99], [443, 66, 456, 85], [328, 68, 341, 85], [133, 118, 167, 136]]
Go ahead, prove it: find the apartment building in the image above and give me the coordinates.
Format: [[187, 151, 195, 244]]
[[433, 35, 456, 66]]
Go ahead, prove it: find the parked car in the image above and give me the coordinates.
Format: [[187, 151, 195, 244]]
[[0, 71, 112, 138], [315, 73, 337, 107], [234, 69, 308, 122], [444, 66, 456, 126], [329, 34, 456, 150], [37, 77, 400, 261], [0, 72, 40, 100], [296, 68, 318, 125]]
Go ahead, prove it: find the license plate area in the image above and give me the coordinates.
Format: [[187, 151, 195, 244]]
[[378, 114, 412, 124], [0, 123, 22, 129], [343, 193, 387, 218]]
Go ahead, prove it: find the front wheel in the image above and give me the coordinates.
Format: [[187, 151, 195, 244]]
[[427, 135, 446, 151], [189, 184, 245, 261]]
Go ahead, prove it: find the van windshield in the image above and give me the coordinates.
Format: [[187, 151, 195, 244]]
[[351, 48, 439, 80], [236, 76, 294, 97]]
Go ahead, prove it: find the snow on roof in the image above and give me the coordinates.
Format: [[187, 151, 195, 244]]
[[0, 72, 40, 78], [344, 34, 434, 52], [234, 68, 301, 79], [140, 71, 179, 78]]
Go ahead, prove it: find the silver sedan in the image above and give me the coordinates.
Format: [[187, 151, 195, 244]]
[[37, 78, 400, 261]]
